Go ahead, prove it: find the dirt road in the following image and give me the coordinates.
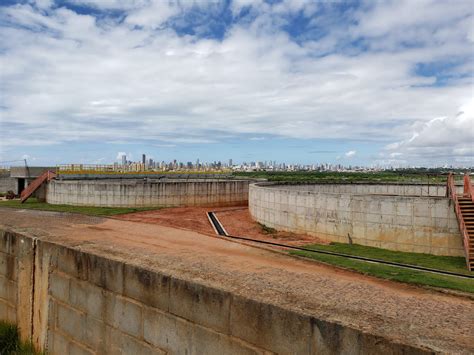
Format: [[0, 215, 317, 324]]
[[1, 208, 473, 353]]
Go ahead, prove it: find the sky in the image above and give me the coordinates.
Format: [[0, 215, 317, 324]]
[[0, 0, 473, 167]]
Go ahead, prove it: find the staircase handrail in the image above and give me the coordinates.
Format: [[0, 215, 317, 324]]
[[447, 173, 471, 269], [463, 173, 474, 203], [20, 170, 56, 203]]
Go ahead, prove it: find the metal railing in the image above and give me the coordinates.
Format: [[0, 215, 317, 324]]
[[447, 173, 472, 270], [463, 174, 474, 203], [20, 170, 56, 203], [55, 164, 231, 175]]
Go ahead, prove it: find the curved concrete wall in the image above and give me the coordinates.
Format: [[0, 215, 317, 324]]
[[249, 183, 463, 256], [46, 179, 249, 207]]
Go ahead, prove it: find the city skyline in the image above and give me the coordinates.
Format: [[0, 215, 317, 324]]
[[1, 0, 473, 167]]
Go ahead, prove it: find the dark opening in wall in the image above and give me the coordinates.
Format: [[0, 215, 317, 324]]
[[17, 178, 25, 195]]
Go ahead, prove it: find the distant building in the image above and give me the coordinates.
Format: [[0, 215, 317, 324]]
[[121, 155, 127, 166]]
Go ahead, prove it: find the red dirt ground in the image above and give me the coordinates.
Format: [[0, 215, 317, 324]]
[[115, 206, 218, 236], [1, 207, 473, 353], [115, 206, 329, 246]]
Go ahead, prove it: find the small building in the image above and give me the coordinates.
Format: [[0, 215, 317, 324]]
[[1, 166, 55, 195]]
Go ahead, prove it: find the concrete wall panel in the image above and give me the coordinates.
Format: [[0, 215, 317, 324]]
[[0, 172, 17, 194], [46, 179, 250, 207], [249, 183, 464, 256]]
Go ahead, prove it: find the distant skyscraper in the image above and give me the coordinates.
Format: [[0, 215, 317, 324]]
[[142, 154, 146, 165], [229, 159, 233, 167], [121, 154, 126, 166]]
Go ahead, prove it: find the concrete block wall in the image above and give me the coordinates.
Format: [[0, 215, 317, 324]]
[[46, 179, 249, 207], [0, 233, 18, 325], [249, 183, 464, 256], [0, 231, 34, 342], [0, 229, 432, 354], [0, 172, 17, 194]]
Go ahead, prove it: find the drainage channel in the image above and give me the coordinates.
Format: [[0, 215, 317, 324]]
[[207, 211, 228, 236], [207, 212, 474, 280]]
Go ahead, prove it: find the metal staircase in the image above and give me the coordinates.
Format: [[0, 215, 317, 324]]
[[447, 173, 474, 271], [20, 170, 56, 203]]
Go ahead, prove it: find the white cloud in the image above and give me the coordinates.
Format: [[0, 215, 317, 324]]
[[63, 0, 149, 11], [32, 0, 54, 9], [384, 100, 474, 165], [125, 1, 180, 29], [153, 144, 176, 148], [345, 150, 356, 158], [0, 1, 473, 165]]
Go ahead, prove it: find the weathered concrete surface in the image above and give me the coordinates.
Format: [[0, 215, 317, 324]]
[[249, 183, 464, 256], [0, 208, 473, 354], [46, 179, 249, 207], [10, 166, 56, 178], [0, 171, 17, 194], [265, 182, 463, 197]]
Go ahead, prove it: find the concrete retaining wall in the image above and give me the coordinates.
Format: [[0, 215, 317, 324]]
[[249, 183, 464, 256], [0, 229, 432, 354], [277, 182, 451, 196], [0, 172, 17, 194], [46, 179, 250, 207]]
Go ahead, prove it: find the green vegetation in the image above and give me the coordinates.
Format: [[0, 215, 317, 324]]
[[290, 242, 474, 293], [0, 198, 160, 216], [258, 222, 277, 235], [0, 321, 44, 355], [233, 170, 460, 183]]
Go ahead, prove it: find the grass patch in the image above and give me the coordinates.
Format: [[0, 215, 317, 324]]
[[258, 222, 277, 235], [0, 198, 161, 217], [0, 320, 44, 354], [290, 242, 474, 293]]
